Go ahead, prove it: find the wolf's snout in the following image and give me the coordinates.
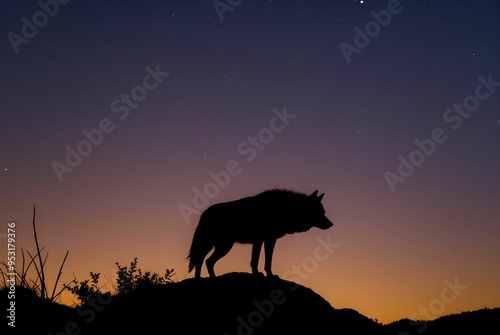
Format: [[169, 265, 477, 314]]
[[316, 217, 334, 230]]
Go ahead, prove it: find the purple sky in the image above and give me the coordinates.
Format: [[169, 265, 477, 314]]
[[1, 0, 499, 323]]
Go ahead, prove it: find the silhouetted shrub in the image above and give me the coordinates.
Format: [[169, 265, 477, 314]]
[[64, 258, 175, 303], [64, 272, 101, 303], [115, 258, 175, 295]]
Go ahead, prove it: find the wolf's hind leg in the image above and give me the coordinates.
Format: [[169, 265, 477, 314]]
[[194, 262, 202, 278], [264, 239, 277, 277], [206, 242, 233, 278], [250, 241, 264, 275]]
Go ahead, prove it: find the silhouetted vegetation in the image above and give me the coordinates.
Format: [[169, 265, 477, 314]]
[[0, 205, 68, 302], [0, 206, 175, 309], [115, 258, 175, 295], [64, 258, 175, 303], [64, 272, 102, 303]]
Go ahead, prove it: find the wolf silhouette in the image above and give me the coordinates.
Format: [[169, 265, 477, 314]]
[[188, 189, 333, 278]]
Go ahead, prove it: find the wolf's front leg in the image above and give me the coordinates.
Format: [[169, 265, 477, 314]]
[[250, 241, 264, 275], [264, 239, 277, 277]]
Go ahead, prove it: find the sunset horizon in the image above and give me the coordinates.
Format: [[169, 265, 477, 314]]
[[5, 195, 499, 325]]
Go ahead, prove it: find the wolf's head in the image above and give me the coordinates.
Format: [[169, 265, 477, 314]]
[[289, 190, 333, 233], [307, 190, 334, 230]]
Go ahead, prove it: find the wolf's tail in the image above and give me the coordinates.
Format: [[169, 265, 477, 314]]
[[188, 212, 214, 273]]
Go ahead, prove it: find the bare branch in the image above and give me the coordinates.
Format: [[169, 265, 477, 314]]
[[51, 251, 69, 300], [32, 205, 47, 299]]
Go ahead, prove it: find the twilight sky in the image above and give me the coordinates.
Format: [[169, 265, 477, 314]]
[[1, 0, 499, 324]]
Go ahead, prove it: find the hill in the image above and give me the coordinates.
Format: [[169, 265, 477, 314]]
[[2, 273, 499, 334], [82, 272, 382, 334], [1, 286, 74, 334], [384, 307, 500, 335]]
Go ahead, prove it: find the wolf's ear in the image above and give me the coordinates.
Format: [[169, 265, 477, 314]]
[[310, 190, 319, 197], [317, 193, 325, 201]]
